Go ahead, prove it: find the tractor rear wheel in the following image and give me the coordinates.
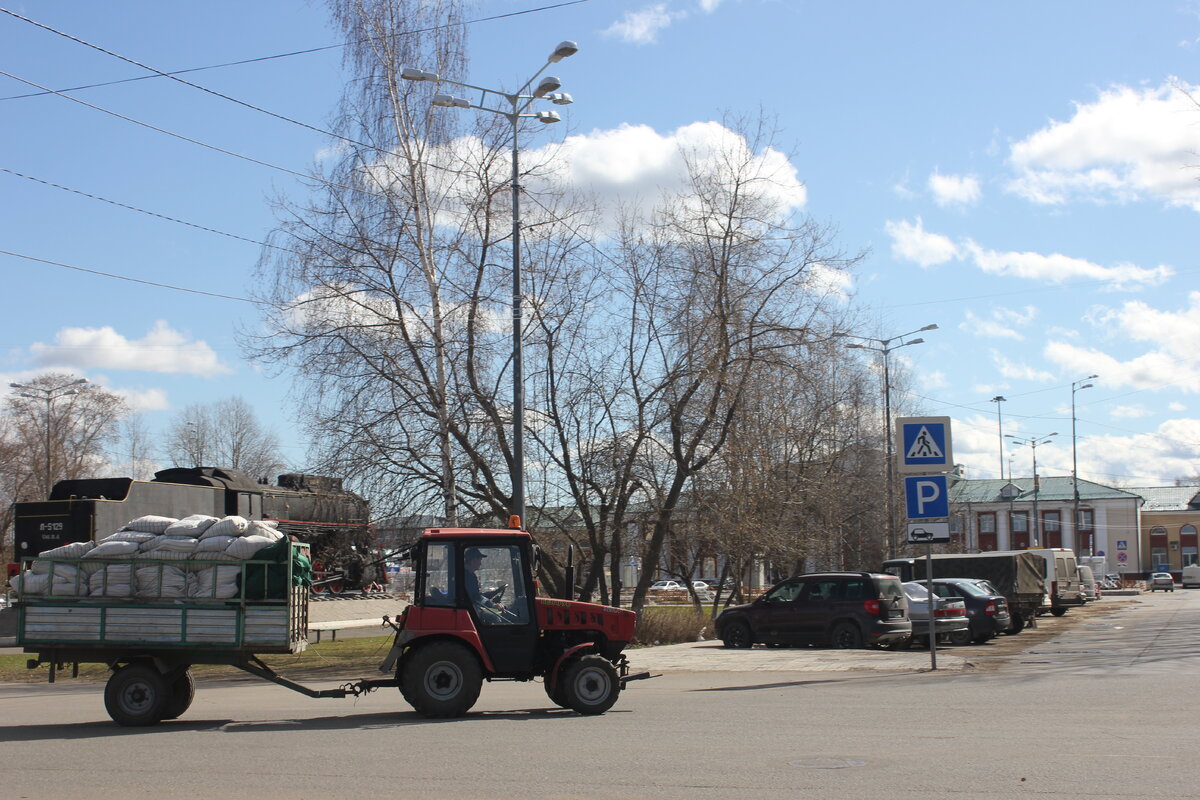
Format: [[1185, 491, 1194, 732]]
[[560, 655, 620, 715], [400, 641, 482, 718]]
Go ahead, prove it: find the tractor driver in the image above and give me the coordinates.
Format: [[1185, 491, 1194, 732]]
[[464, 548, 504, 615]]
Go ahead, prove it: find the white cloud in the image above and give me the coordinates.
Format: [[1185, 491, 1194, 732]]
[[923, 370, 949, 389], [928, 172, 982, 207], [529, 121, 807, 234], [1044, 291, 1200, 393], [804, 263, 854, 301], [1079, 418, 1200, 484], [884, 217, 959, 267], [961, 241, 1172, 290], [1008, 80, 1200, 211], [602, 4, 681, 44], [111, 386, 170, 412], [1170, 401, 1187, 412], [887, 218, 1174, 289], [697, 0, 722, 10], [29, 321, 231, 377], [960, 306, 1037, 341], [992, 350, 1056, 383], [1111, 404, 1153, 419]]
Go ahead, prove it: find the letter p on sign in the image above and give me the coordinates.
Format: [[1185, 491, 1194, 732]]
[[904, 475, 949, 519]]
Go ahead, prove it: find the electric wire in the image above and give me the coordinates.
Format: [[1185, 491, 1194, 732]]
[[0, 1, 592, 101]]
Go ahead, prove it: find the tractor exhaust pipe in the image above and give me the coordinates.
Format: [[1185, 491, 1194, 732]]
[[563, 545, 575, 601]]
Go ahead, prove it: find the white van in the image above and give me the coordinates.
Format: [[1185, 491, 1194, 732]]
[[1023, 548, 1084, 616], [1182, 564, 1200, 589]]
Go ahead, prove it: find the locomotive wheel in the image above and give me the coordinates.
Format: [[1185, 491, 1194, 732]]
[[560, 655, 620, 715], [162, 668, 196, 720], [400, 641, 482, 718], [104, 664, 168, 727]]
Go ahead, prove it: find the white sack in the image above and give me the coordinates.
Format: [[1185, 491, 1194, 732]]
[[37, 541, 94, 559], [101, 530, 158, 545], [195, 535, 236, 553], [201, 516, 249, 539], [224, 534, 275, 560], [86, 540, 140, 558], [164, 514, 219, 537], [190, 565, 242, 599], [31, 561, 79, 578], [142, 536, 198, 554], [135, 565, 189, 598], [122, 515, 177, 534]]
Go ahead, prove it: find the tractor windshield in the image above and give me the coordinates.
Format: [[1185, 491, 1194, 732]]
[[422, 542, 456, 607], [468, 543, 530, 626]]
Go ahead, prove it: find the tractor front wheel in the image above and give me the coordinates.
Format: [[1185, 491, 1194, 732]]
[[560, 655, 620, 715], [400, 641, 482, 718]]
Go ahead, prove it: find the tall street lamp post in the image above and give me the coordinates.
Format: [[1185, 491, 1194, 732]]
[[402, 40, 579, 528], [1071, 375, 1097, 554], [8, 377, 89, 497], [1006, 432, 1057, 547], [847, 323, 938, 559], [990, 395, 1006, 480]]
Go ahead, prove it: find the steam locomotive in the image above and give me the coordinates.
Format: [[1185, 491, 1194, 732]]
[[11, 467, 380, 591]]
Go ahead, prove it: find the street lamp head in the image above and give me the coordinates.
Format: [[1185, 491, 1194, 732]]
[[401, 67, 439, 82], [919, 324, 939, 332], [431, 93, 469, 108], [905, 338, 925, 346], [546, 92, 574, 105], [991, 395, 1006, 402], [533, 75, 562, 98], [534, 110, 562, 124], [548, 40, 579, 63]]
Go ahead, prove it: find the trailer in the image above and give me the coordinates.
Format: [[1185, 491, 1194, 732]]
[[16, 526, 653, 725]]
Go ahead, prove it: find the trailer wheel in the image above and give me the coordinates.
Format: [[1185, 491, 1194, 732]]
[[104, 664, 168, 727], [560, 655, 620, 715], [162, 668, 195, 720], [1050, 607, 1067, 617], [400, 641, 482, 718]]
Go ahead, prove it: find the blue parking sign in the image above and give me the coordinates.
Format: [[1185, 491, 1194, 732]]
[[905, 475, 949, 519]]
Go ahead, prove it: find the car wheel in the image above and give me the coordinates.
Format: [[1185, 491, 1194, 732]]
[[948, 630, 972, 646], [721, 620, 753, 649], [1004, 613, 1024, 634], [890, 636, 913, 651], [830, 622, 864, 649], [972, 631, 994, 644], [1050, 608, 1067, 617], [560, 655, 620, 715], [399, 640, 483, 718]]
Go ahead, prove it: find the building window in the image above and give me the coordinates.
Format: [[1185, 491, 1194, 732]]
[[1010, 510, 1029, 550], [1041, 510, 1062, 548], [1077, 508, 1095, 555], [1181, 524, 1198, 568], [1150, 526, 1169, 571], [977, 512, 997, 551]]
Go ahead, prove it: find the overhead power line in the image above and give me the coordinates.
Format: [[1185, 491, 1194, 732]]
[[0, 1, 591, 100], [0, 248, 268, 305]]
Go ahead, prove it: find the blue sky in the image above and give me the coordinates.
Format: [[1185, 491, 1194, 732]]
[[2, 0, 1198, 487]]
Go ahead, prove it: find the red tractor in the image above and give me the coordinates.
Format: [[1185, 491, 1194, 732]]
[[379, 526, 650, 716]]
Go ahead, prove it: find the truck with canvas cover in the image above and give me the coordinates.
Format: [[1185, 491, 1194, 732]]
[[882, 551, 1046, 632]]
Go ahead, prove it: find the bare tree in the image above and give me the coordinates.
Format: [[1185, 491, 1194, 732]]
[[164, 397, 285, 480], [3, 374, 128, 503]]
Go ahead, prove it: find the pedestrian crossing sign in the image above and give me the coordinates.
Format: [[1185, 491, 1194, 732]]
[[897, 416, 953, 473]]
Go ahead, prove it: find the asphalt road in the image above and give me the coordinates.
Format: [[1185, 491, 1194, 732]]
[[1, 590, 1194, 799]]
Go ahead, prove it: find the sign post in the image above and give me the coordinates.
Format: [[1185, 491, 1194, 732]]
[[898, 416, 954, 671]]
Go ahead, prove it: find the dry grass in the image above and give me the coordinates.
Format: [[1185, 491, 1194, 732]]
[[633, 606, 715, 646]]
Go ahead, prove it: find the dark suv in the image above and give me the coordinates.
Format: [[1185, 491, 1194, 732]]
[[714, 572, 910, 649]]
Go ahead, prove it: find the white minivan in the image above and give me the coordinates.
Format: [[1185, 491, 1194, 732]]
[[1023, 548, 1084, 616], [1182, 564, 1200, 589]]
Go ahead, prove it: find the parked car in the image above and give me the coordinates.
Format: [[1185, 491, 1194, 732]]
[[699, 577, 736, 592], [926, 578, 1011, 644], [900, 582, 969, 647], [1183, 565, 1200, 589], [1149, 572, 1175, 592], [649, 580, 686, 592], [1022, 548, 1084, 616], [1077, 565, 1100, 602], [691, 580, 716, 600], [714, 572, 910, 650]]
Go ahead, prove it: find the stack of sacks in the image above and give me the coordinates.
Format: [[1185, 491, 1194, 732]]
[[11, 540, 94, 596], [189, 518, 284, 598], [84, 539, 141, 597]]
